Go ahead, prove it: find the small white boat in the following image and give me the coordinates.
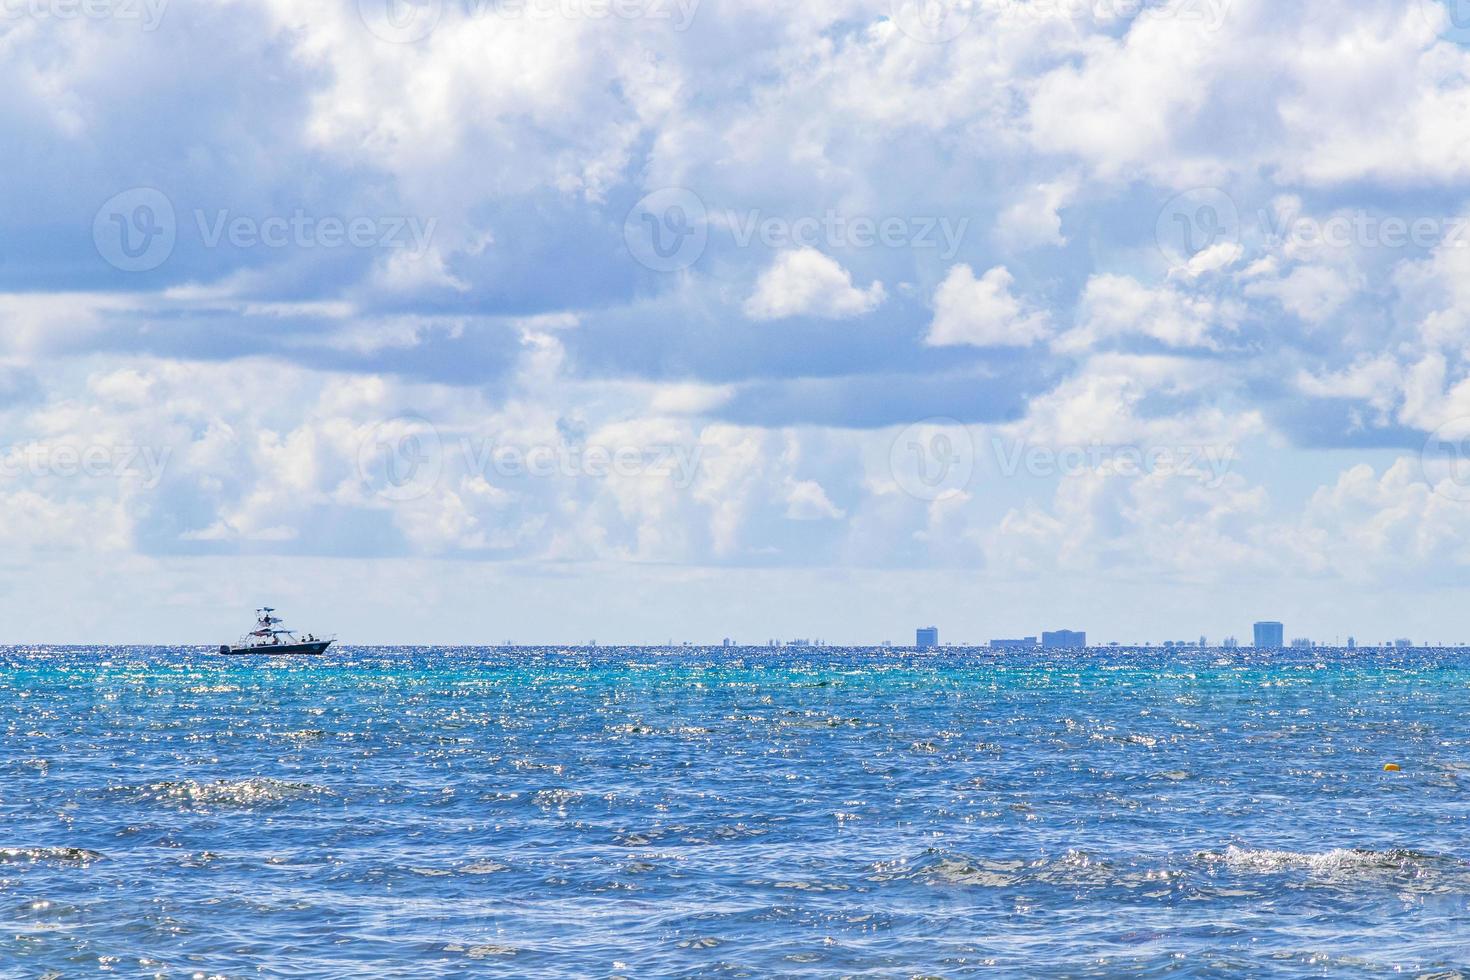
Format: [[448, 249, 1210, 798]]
[[219, 607, 334, 656]]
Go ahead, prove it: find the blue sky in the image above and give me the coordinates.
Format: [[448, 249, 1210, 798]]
[[4, 0, 1470, 644]]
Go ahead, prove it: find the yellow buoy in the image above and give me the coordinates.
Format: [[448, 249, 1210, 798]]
[[1383, 763, 1402, 772]]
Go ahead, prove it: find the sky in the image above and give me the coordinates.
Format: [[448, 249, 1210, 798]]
[[4, 0, 1470, 645]]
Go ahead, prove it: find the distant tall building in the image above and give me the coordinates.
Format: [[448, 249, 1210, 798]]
[[991, 637, 1039, 650], [1347, 636, 1356, 650], [916, 627, 939, 650], [1223, 636, 1239, 649], [1290, 638, 1312, 650], [1042, 630, 1086, 649], [1253, 621, 1285, 650]]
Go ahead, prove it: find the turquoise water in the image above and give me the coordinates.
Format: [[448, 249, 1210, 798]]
[[2, 647, 1469, 976]]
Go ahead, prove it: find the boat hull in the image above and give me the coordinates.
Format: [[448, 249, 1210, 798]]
[[218, 640, 334, 657]]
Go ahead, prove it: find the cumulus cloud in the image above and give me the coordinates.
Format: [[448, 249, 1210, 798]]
[[743, 248, 885, 320], [784, 479, 846, 520], [925, 265, 1051, 348], [1243, 259, 1362, 325], [1058, 275, 1239, 352], [995, 178, 1076, 249]]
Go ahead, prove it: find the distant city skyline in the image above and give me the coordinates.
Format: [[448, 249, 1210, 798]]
[[0, 599, 1452, 652], [0, 567, 1461, 647]]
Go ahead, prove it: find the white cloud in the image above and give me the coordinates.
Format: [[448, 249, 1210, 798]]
[[1027, 1, 1236, 181], [1393, 225, 1470, 351], [1273, 7, 1470, 186], [1289, 458, 1470, 576], [1174, 241, 1244, 280], [1058, 274, 1238, 352], [1027, 1, 1470, 189], [374, 245, 469, 294], [743, 248, 885, 320], [995, 177, 1076, 249], [649, 383, 735, 416], [1243, 262, 1361, 325], [1294, 356, 1404, 424], [784, 479, 845, 520], [925, 265, 1051, 348]]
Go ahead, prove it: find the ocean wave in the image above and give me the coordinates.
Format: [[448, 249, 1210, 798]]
[[459, 859, 510, 875], [532, 788, 583, 808], [606, 723, 712, 736], [882, 849, 1176, 891], [1196, 846, 1450, 877], [0, 846, 105, 864], [277, 729, 327, 741], [878, 845, 1465, 898], [443, 942, 518, 959], [129, 777, 334, 809]]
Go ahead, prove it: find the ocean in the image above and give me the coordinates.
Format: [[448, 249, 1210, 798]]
[[2, 646, 1468, 976]]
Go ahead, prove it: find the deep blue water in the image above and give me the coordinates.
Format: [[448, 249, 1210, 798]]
[[3, 647, 1470, 977]]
